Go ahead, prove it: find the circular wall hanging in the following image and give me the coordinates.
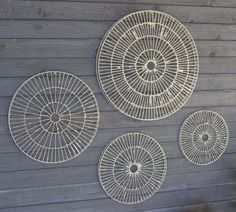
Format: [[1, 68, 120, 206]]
[[99, 133, 167, 204], [9, 71, 99, 163], [97, 10, 199, 120], [179, 110, 229, 165]]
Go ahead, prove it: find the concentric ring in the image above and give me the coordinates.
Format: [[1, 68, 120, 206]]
[[99, 133, 167, 204], [179, 110, 229, 165], [97, 10, 199, 120], [8, 71, 99, 163]]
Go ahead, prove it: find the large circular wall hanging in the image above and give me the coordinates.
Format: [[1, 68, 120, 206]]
[[99, 133, 167, 204], [179, 110, 229, 165], [9, 71, 99, 163], [97, 10, 199, 120]]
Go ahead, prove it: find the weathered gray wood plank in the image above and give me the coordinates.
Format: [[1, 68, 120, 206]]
[[98, 106, 236, 129], [0, 39, 100, 58], [1, 124, 236, 154], [186, 90, 236, 107], [199, 57, 236, 74], [0, 74, 236, 98], [1, 200, 235, 212], [197, 41, 236, 57], [0, 20, 112, 39], [0, 39, 235, 58], [16, 0, 236, 8], [1, 21, 236, 41], [196, 74, 236, 90], [185, 24, 236, 40], [0, 1, 235, 211], [140, 200, 236, 212], [2, 90, 236, 116], [1, 105, 236, 134], [0, 152, 234, 190], [0, 57, 236, 78], [0, 58, 98, 77], [1, 1, 236, 24], [0, 134, 235, 168], [1, 105, 236, 136], [0, 184, 234, 212], [0, 142, 234, 173], [0, 170, 234, 209], [135, 184, 236, 211]]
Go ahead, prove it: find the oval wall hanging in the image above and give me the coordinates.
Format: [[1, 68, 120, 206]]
[[9, 71, 99, 163], [97, 10, 199, 120], [99, 133, 167, 204], [179, 110, 229, 165]]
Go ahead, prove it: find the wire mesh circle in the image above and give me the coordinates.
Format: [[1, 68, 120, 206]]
[[8, 71, 99, 163], [179, 110, 229, 165], [98, 133, 167, 204], [97, 10, 199, 120]]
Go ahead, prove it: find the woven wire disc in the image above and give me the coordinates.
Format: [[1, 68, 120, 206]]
[[99, 133, 167, 204], [9, 71, 99, 163], [97, 10, 199, 120], [179, 110, 229, 165]]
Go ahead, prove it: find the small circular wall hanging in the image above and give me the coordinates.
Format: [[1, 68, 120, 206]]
[[9, 71, 99, 163], [97, 10, 199, 120], [99, 133, 167, 204], [179, 110, 229, 165]]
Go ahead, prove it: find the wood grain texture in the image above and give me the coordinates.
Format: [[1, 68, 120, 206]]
[[0, 184, 235, 211], [1, 57, 236, 78], [0, 74, 236, 98], [1, 21, 236, 40], [139, 200, 236, 212], [0, 39, 235, 58], [0, 1, 236, 23], [0, 0, 235, 211], [0, 200, 235, 212], [0, 171, 234, 209], [2, 105, 236, 133], [17, 0, 236, 8]]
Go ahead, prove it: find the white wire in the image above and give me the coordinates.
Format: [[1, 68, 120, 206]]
[[99, 133, 167, 204], [97, 10, 199, 120], [179, 110, 229, 165], [8, 71, 99, 163]]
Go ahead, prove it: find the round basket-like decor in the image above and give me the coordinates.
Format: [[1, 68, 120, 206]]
[[9, 71, 99, 163], [97, 10, 199, 120], [99, 133, 167, 204], [179, 110, 229, 165]]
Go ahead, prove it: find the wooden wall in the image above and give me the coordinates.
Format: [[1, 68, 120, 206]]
[[0, 0, 236, 211]]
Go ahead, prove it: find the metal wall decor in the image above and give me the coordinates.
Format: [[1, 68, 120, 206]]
[[9, 71, 99, 163], [179, 110, 229, 165], [97, 10, 199, 120], [99, 133, 167, 204]]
